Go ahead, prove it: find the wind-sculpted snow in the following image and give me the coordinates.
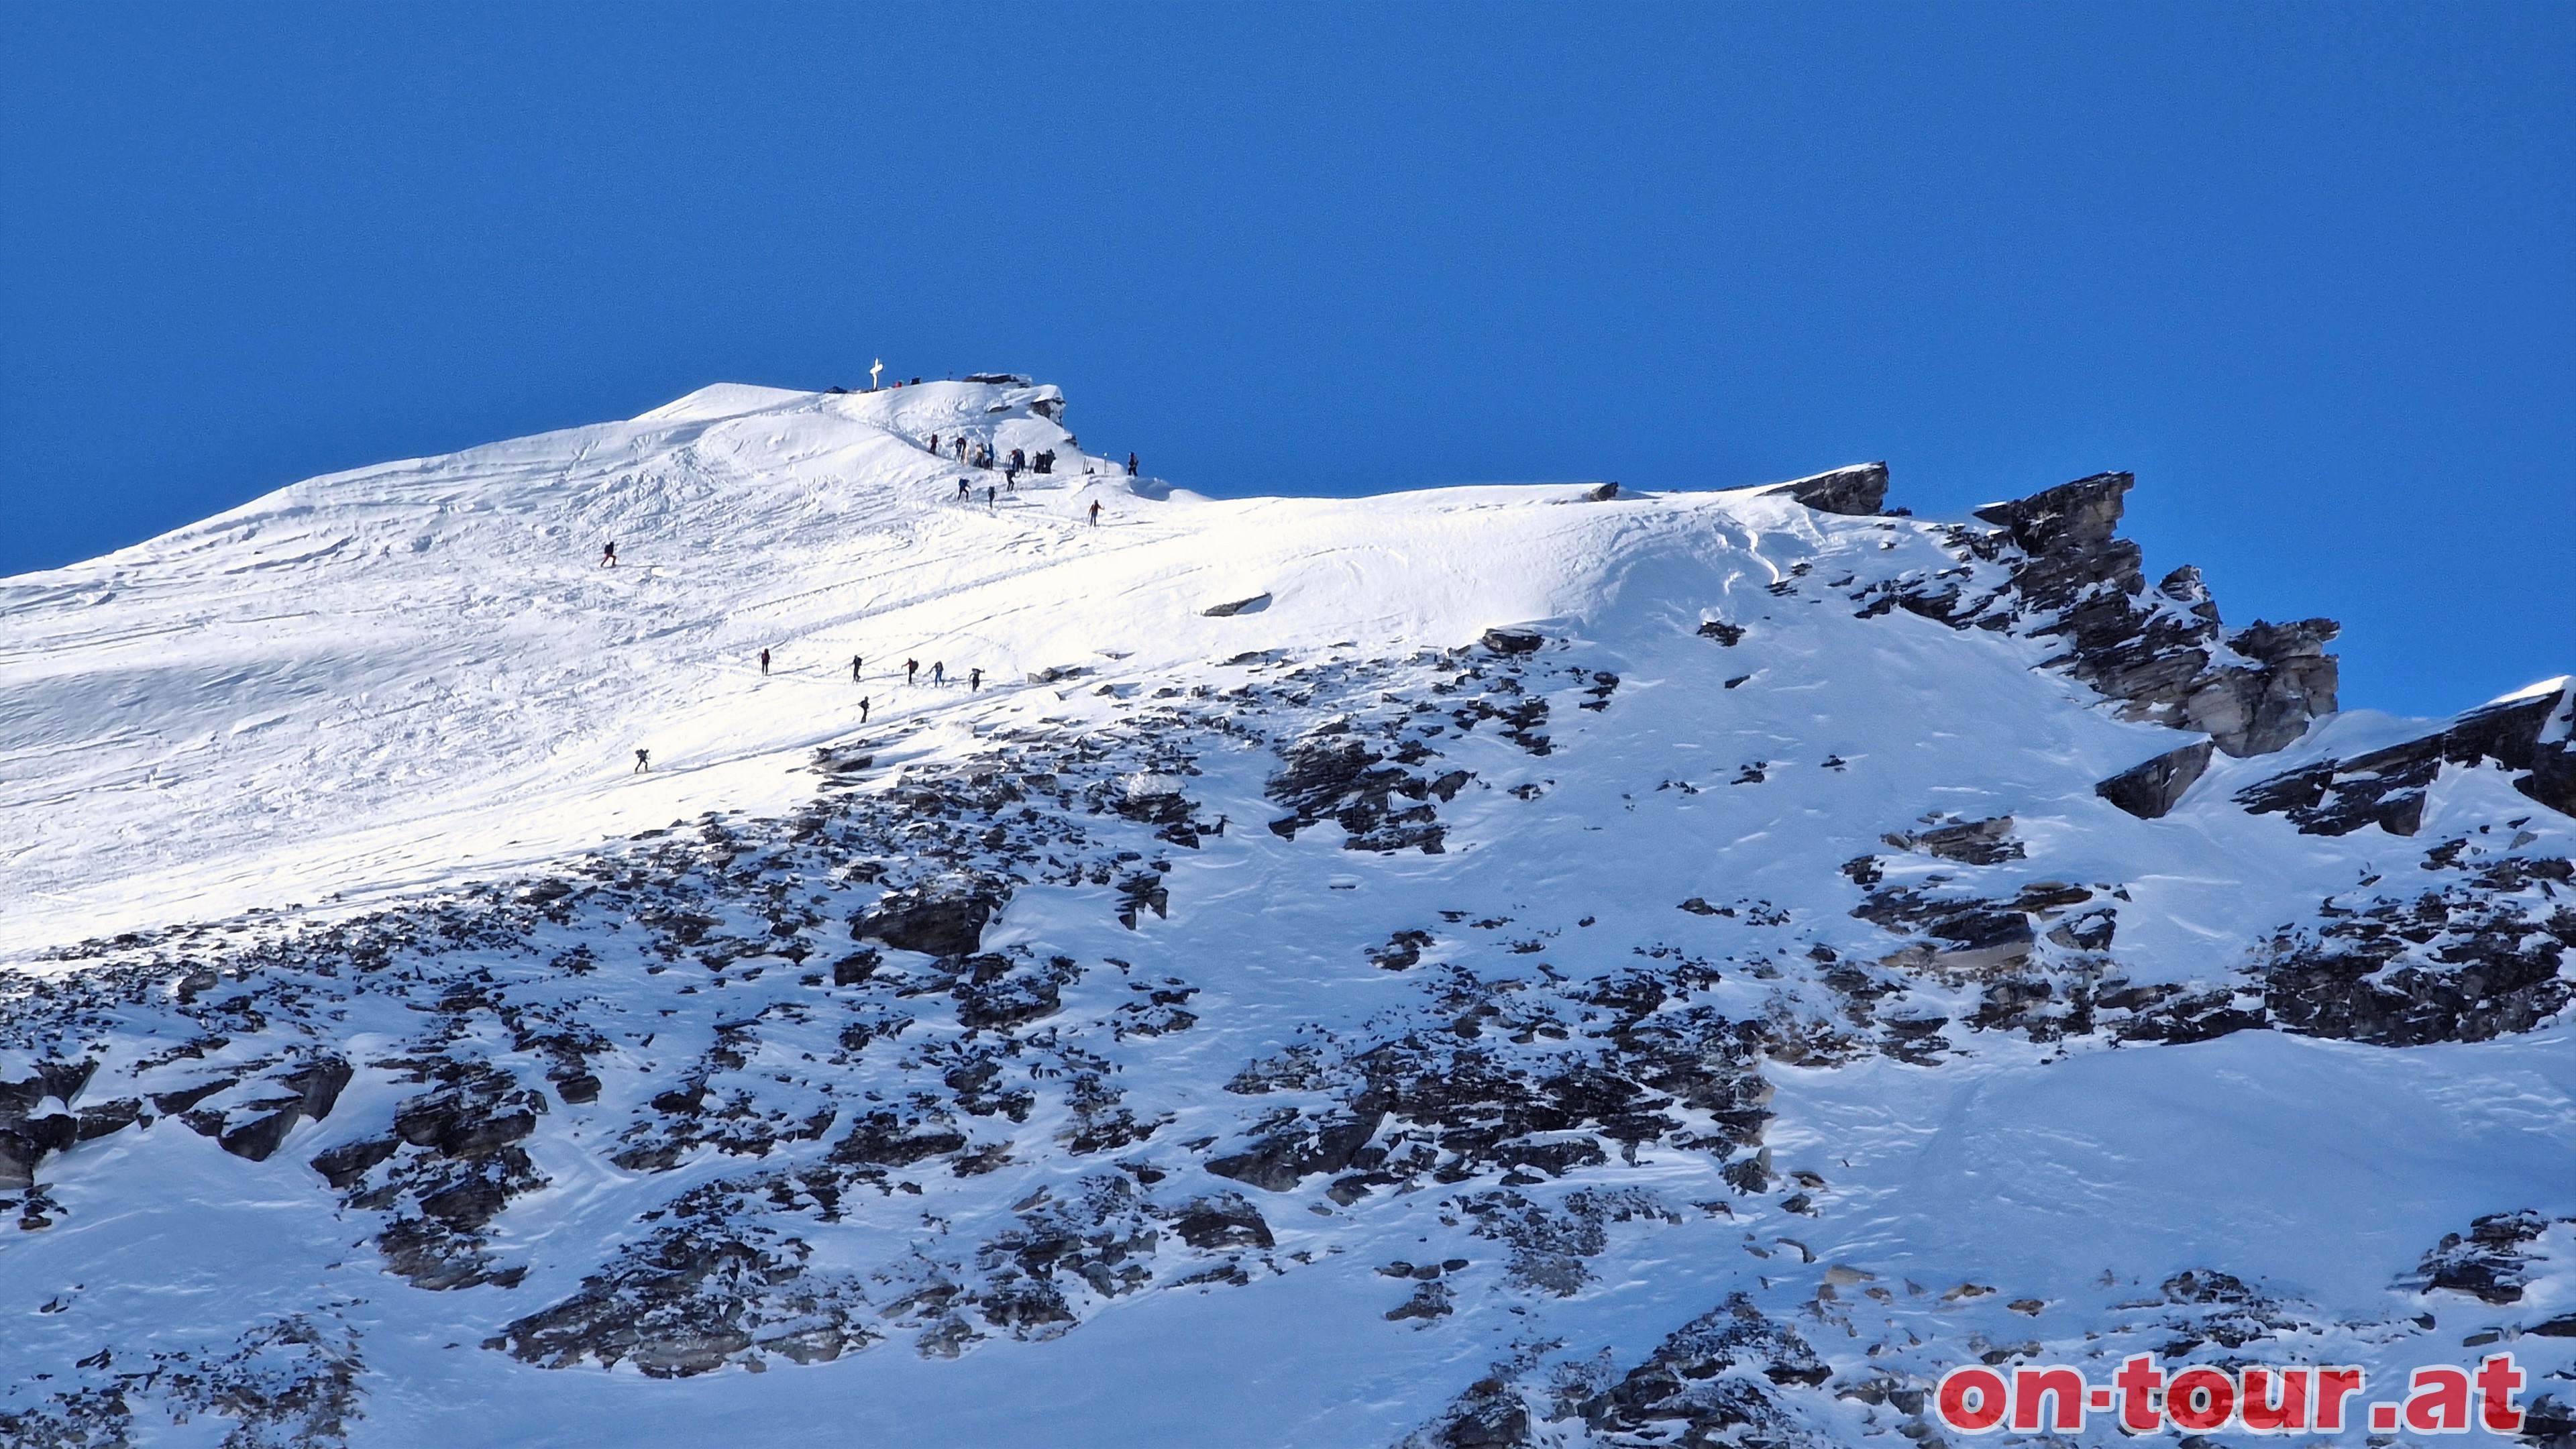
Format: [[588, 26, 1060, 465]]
[[1, 378, 2570, 1446]]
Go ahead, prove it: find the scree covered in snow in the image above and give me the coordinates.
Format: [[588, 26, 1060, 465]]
[[1, 377, 2570, 1447]]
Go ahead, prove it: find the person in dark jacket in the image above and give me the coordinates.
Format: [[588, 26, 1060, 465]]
[[1088, 499, 1102, 527], [633, 748, 650, 773], [926, 433, 940, 455], [931, 661, 945, 685], [851, 654, 863, 682], [859, 696, 870, 722], [906, 658, 918, 684], [600, 541, 617, 568], [1126, 452, 1138, 476], [968, 667, 981, 692], [759, 648, 771, 676]]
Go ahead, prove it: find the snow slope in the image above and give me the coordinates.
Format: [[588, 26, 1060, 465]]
[[1, 379, 2570, 1447]]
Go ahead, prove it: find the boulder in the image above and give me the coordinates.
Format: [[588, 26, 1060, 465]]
[[1201, 592, 1271, 618], [851, 890, 996, 958], [2096, 740, 2215, 820], [1169, 1195, 1275, 1250]]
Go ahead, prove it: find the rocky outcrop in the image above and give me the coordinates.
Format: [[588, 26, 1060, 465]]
[[2096, 739, 2215, 820], [1575, 1295, 1828, 1439], [1849, 472, 2339, 757], [2249, 855, 2575, 1044], [851, 888, 998, 958], [1959, 473, 2340, 757], [492, 1220, 875, 1377], [1265, 721, 1474, 853], [2411, 1210, 2565, 1305], [0, 1062, 89, 1191], [2237, 680, 2576, 835], [1764, 462, 1888, 516], [1879, 815, 2022, 865]]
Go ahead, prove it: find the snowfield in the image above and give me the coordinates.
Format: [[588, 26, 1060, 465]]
[[0, 378, 2569, 1447]]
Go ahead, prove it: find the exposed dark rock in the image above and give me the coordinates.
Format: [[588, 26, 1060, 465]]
[[1880, 816, 2023, 865], [2237, 682, 2576, 835], [2414, 1210, 2561, 1305], [1206, 1112, 1385, 1192], [2251, 858, 2575, 1044], [2047, 908, 2117, 952], [394, 1085, 537, 1159], [217, 1106, 308, 1163], [1434, 1381, 1534, 1448], [73, 1097, 141, 1141], [1696, 619, 1746, 646], [2097, 740, 2215, 819], [831, 1110, 968, 1169], [148, 1077, 235, 1116], [1168, 1195, 1274, 1250], [494, 1222, 873, 1376], [1884, 472, 2343, 757], [1369, 929, 1435, 971], [281, 1056, 354, 1121], [851, 889, 998, 958], [1851, 885, 2039, 975], [0, 1111, 76, 1192], [1581, 481, 1619, 502], [1763, 461, 1889, 516], [1113, 871, 1169, 928], [1201, 592, 1271, 618], [1480, 627, 1544, 655], [1578, 1294, 1826, 1440], [1385, 1279, 1454, 1322], [953, 954, 1070, 1031], [311, 1136, 400, 1189], [1267, 730, 1454, 853]]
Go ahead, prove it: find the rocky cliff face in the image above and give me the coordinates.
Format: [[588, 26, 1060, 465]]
[[0, 398, 2567, 1448], [1857, 471, 2342, 760]]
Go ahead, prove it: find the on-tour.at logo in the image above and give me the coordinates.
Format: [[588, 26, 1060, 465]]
[[1935, 1353, 2528, 1436]]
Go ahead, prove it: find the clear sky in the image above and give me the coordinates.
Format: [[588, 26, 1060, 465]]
[[3, 3, 2568, 718]]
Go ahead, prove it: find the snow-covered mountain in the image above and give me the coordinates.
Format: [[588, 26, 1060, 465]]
[[1, 377, 2569, 1448]]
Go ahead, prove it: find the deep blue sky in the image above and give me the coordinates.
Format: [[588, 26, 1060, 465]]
[[4, 4, 2569, 716]]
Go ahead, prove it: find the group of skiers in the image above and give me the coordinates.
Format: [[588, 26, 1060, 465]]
[[926, 434, 1062, 486], [629, 647, 987, 773], [614, 428, 1144, 773]]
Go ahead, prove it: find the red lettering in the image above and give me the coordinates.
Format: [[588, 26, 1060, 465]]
[[2241, 1367, 2308, 1432], [2477, 1354, 2526, 1433], [2012, 1367, 2086, 1432], [2314, 1367, 2365, 1431], [2405, 1366, 2472, 1434], [2114, 1354, 2166, 1433], [1937, 1366, 2009, 1434], [2169, 1366, 2236, 1432]]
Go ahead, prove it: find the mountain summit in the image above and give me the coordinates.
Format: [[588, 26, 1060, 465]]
[[3, 379, 2570, 1447]]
